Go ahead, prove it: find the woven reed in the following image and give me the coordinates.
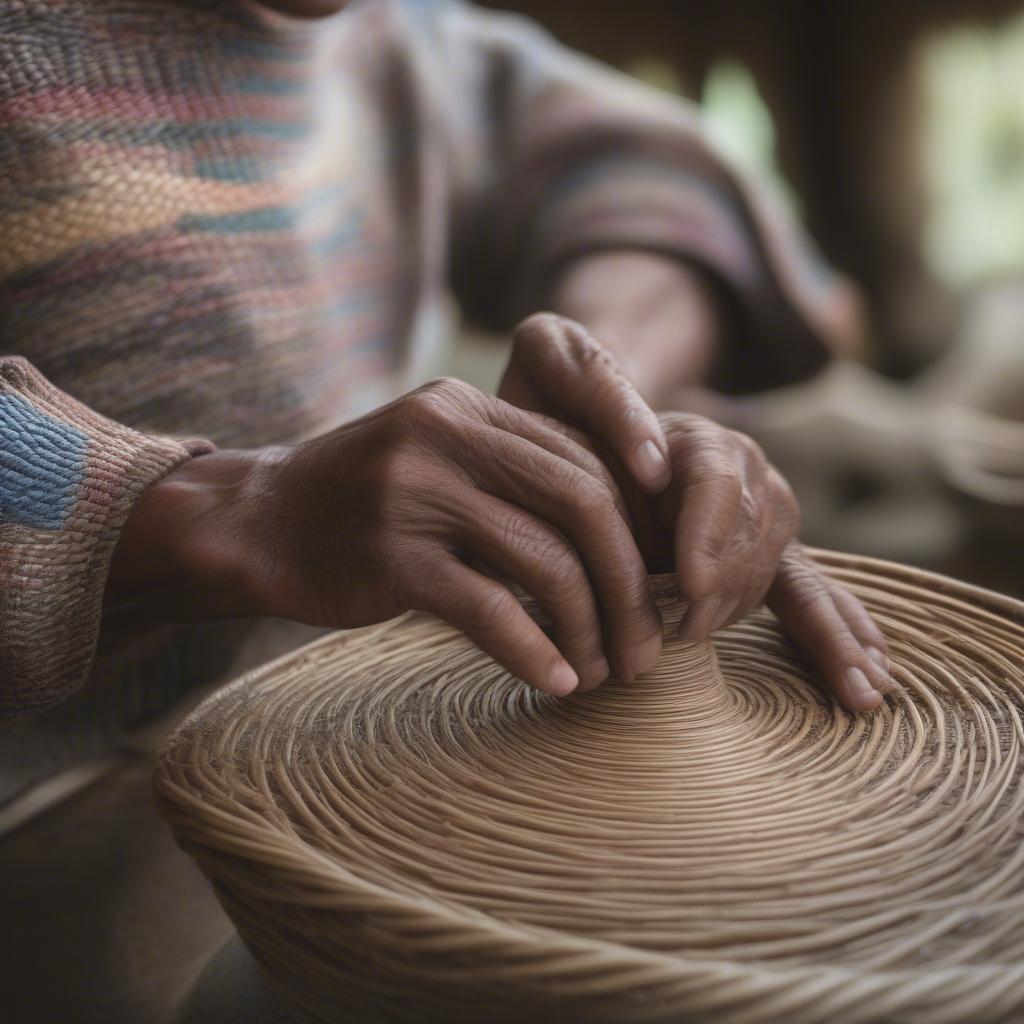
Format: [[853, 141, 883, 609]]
[[156, 551, 1024, 1024]]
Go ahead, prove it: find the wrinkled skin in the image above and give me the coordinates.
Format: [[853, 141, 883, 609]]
[[179, 5, 893, 712], [110, 313, 890, 711], [498, 313, 890, 709]]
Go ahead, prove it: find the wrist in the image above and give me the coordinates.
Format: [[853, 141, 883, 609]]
[[546, 249, 722, 406], [106, 447, 282, 625]]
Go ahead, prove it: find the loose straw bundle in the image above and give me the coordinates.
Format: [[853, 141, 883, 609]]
[[156, 552, 1024, 1024]]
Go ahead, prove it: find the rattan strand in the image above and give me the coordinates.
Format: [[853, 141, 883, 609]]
[[156, 551, 1024, 1024]]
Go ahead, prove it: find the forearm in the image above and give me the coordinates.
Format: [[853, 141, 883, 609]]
[[544, 250, 724, 409]]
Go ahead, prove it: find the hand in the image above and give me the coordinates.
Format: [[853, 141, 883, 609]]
[[108, 379, 663, 696], [766, 545, 891, 712], [637, 411, 801, 638], [497, 315, 800, 652], [627, 412, 891, 712], [498, 312, 673, 494], [496, 314, 778, 623]]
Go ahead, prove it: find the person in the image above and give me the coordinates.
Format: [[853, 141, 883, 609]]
[[0, 0, 892, 1019]]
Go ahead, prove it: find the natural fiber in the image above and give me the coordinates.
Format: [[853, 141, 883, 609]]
[[156, 551, 1024, 1024]]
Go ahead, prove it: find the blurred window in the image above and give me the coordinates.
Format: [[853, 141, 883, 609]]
[[625, 56, 688, 98], [919, 12, 1024, 287], [700, 59, 798, 216], [627, 56, 797, 215]]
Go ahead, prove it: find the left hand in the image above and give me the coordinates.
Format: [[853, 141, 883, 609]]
[[497, 313, 890, 711], [644, 413, 890, 711], [640, 410, 801, 639]]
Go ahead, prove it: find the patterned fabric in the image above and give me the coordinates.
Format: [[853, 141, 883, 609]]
[[0, 392, 89, 530], [0, 358, 213, 718], [0, 0, 853, 788]]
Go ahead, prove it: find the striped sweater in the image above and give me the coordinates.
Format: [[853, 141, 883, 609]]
[[0, 0, 851, 792]]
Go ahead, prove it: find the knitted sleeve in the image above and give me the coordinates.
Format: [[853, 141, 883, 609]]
[[0, 356, 215, 719], [430, 1, 860, 387]]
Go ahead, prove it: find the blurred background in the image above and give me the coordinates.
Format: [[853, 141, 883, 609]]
[[454, 0, 1024, 596]]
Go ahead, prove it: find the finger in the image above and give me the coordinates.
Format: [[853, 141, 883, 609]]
[[825, 579, 891, 677], [459, 495, 610, 690], [709, 465, 799, 633], [511, 313, 671, 493], [485, 399, 631, 525], [526, 410, 660, 555], [707, 594, 743, 634], [765, 549, 887, 713], [672, 425, 797, 640], [469, 420, 663, 681], [677, 594, 727, 642], [670, 437, 745, 639], [685, 492, 767, 638], [406, 554, 579, 697]]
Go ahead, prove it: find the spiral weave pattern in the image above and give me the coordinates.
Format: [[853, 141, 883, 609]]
[[156, 552, 1024, 1023]]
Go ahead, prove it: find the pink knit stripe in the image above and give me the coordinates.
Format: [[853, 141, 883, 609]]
[[0, 85, 297, 122]]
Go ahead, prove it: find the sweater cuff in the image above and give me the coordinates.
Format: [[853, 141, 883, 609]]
[[0, 357, 215, 718], [508, 155, 855, 390]]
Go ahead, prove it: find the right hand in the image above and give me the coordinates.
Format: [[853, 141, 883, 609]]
[[111, 378, 663, 696]]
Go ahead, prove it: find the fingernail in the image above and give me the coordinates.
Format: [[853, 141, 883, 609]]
[[845, 666, 881, 710], [546, 662, 579, 696], [866, 646, 888, 672], [630, 632, 662, 678], [635, 439, 669, 485]]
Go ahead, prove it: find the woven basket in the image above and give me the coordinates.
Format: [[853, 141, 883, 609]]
[[156, 551, 1024, 1024]]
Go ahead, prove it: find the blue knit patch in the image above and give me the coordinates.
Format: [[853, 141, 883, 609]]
[[0, 393, 88, 530]]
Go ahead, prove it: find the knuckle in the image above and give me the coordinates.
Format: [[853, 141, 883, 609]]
[[673, 419, 762, 467], [767, 462, 796, 501], [400, 377, 488, 432], [364, 435, 421, 505], [570, 434, 605, 469], [516, 311, 562, 341], [417, 376, 472, 411], [676, 410, 718, 434], [678, 556, 722, 602], [401, 384, 450, 429], [570, 472, 619, 519], [374, 447, 411, 494], [737, 483, 760, 524], [533, 413, 593, 453], [565, 322, 606, 366], [512, 313, 566, 363], [498, 510, 540, 559], [670, 429, 741, 480], [587, 462, 622, 503], [730, 428, 766, 462], [659, 410, 700, 438], [756, 466, 801, 538], [692, 469, 744, 505], [466, 586, 517, 634], [558, 445, 625, 511], [392, 557, 437, 609], [772, 477, 802, 534], [624, 580, 662, 632], [779, 562, 832, 613], [538, 549, 584, 600], [606, 387, 649, 432]]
